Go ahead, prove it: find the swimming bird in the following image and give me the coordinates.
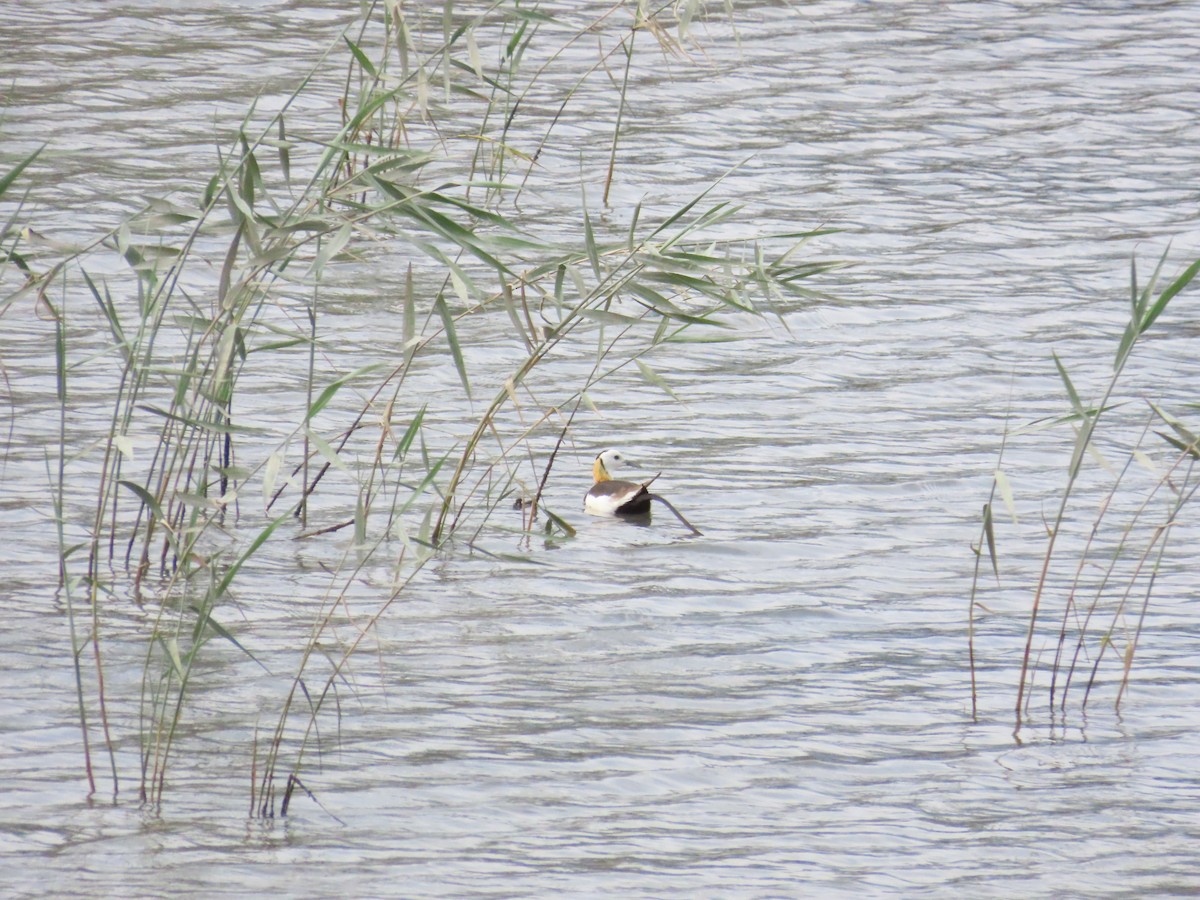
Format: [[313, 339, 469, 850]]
[[584, 448, 702, 534], [584, 448, 657, 517]]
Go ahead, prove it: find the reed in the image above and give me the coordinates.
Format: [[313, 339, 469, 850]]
[[4, 2, 836, 811], [969, 249, 1200, 735]]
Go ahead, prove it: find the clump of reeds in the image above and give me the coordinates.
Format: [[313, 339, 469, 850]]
[[3, 2, 838, 812], [969, 248, 1200, 735]]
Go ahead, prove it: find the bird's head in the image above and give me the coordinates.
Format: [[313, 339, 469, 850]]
[[593, 448, 629, 482]]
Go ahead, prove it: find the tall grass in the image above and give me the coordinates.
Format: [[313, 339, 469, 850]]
[[969, 249, 1200, 735], [2, 2, 836, 811]]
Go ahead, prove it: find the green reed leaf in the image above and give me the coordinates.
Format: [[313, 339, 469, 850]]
[[402, 264, 416, 350], [543, 508, 576, 538], [159, 636, 185, 680], [635, 359, 678, 400], [393, 405, 426, 460], [435, 295, 471, 399], [1052, 353, 1084, 417], [214, 512, 290, 598], [198, 609, 268, 670], [306, 363, 383, 422], [262, 451, 282, 506], [310, 222, 353, 279], [1156, 431, 1200, 461], [277, 117, 290, 185], [583, 205, 601, 279], [1136, 244, 1168, 316], [306, 427, 350, 474], [343, 35, 377, 79], [578, 308, 641, 326], [0, 144, 43, 198], [993, 468, 1017, 525], [982, 502, 998, 580], [119, 479, 164, 521], [1140, 255, 1200, 335]]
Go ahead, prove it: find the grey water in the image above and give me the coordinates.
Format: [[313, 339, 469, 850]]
[[4, 1, 1200, 896]]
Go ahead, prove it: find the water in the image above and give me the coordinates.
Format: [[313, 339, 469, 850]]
[[4, 1, 1200, 896]]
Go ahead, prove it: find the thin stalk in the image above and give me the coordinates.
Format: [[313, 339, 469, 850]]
[[51, 313, 98, 796], [602, 30, 635, 207]]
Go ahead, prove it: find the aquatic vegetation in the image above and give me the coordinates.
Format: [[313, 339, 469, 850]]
[[1, 2, 836, 812], [970, 248, 1200, 734]]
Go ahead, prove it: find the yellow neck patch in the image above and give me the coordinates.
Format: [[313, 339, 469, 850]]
[[593, 457, 611, 483]]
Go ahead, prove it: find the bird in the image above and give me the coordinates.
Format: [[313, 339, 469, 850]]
[[584, 448, 658, 517]]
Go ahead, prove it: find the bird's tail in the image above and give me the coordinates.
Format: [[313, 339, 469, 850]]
[[647, 493, 702, 536]]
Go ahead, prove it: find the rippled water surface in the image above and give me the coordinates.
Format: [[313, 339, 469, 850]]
[[4, 1, 1200, 896]]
